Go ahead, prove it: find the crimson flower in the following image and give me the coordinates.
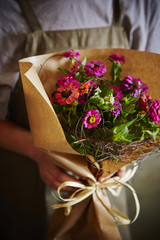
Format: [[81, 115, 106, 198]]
[[139, 94, 152, 111], [55, 83, 79, 105]]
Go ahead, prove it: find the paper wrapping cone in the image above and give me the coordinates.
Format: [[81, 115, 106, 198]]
[[19, 49, 160, 240]]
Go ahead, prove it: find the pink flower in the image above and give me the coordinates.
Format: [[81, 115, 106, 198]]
[[84, 60, 106, 77], [54, 83, 79, 105], [82, 109, 101, 129], [57, 74, 80, 87], [109, 53, 125, 64], [63, 50, 81, 59], [149, 100, 160, 123], [108, 85, 123, 100]]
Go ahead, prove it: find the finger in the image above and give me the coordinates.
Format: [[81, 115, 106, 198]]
[[116, 166, 126, 178], [48, 164, 85, 184], [40, 167, 80, 192]]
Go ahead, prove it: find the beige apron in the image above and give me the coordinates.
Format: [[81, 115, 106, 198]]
[[0, 0, 129, 239]]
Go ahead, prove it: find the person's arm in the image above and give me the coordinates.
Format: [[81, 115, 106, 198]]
[[0, 120, 83, 190]]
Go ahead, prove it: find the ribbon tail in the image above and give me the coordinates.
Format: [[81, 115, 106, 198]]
[[111, 207, 131, 225], [123, 182, 140, 224], [52, 188, 95, 215], [96, 189, 131, 225]]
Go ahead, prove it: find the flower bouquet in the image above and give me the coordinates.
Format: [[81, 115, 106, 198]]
[[19, 48, 160, 240]]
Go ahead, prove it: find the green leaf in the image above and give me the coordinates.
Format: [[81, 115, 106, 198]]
[[58, 68, 70, 74], [142, 128, 160, 141], [93, 87, 101, 96], [88, 96, 104, 107], [82, 57, 87, 66], [121, 105, 136, 117], [112, 119, 137, 142], [100, 88, 113, 98], [113, 119, 136, 135], [110, 61, 122, 82], [100, 102, 114, 110]]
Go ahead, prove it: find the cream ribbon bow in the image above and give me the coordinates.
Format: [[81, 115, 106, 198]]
[[52, 163, 139, 225]]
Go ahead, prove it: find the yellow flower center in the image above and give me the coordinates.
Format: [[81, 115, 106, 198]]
[[158, 108, 160, 115], [79, 85, 85, 90], [89, 116, 96, 124]]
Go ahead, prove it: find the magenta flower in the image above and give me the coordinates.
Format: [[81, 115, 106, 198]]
[[84, 60, 106, 77], [149, 100, 160, 123], [109, 53, 125, 64], [109, 101, 122, 117], [108, 85, 123, 100], [63, 50, 81, 59], [57, 74, 80, 87], [70, 60, 82, 74], [82, 109, 101, 129]]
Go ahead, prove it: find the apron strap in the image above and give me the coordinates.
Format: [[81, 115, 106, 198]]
[[112, 0, 122, 26], [16, 0, 42, 31]]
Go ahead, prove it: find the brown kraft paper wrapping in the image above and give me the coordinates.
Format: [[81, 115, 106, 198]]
[[19, 49, 160, 240]]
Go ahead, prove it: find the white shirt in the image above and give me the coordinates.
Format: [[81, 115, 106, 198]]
[[0, 0, 160, 120]]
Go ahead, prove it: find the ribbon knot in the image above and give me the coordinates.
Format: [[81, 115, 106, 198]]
[[52, 163, 140, 225]]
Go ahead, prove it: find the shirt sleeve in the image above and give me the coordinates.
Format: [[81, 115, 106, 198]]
[[0, 0, 29, 120], [0, 85, 11, 120]]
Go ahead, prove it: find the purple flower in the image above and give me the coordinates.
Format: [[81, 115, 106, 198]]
[[141, 82, 149, 95], [63, 50, 81, 59], [121, 75, 149, 97], [109, 101, 122, 117], [120, 75, 134, 91], [108, 85, 123, 100], [84, 60, 107, 77], [82, 109, 101, 129], [149, 100, 160, 123], [57, 74, 80, 87], [109, 53, 125, 64]]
